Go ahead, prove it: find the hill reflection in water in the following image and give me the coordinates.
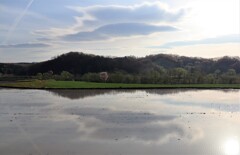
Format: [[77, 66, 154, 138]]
[[47, 88, 238, 100]]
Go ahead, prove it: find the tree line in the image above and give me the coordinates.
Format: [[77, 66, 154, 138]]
[[34, 67, 240, 84]]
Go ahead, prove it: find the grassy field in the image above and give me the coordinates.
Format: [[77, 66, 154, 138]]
[[0, 80, 239, 89]]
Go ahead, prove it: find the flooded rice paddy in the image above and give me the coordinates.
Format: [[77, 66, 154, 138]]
[[0, 88, 239, 155]]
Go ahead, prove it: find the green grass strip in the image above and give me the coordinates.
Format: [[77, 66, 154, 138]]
[[0, 80, 239, 89]]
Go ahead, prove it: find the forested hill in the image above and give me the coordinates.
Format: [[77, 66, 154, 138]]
[[1, 52, 240, 76]]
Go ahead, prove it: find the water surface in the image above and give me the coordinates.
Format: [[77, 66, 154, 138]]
[[0, 89, 239, 155]]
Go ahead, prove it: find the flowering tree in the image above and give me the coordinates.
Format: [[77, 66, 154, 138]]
[[99, 72, 108, 82]]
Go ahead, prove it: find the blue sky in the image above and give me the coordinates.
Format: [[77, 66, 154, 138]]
[[0, 0, 239, 62]]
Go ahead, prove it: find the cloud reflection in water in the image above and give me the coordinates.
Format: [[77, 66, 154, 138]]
[[0, 89, 239, 155], [65, 107, 203, 144]]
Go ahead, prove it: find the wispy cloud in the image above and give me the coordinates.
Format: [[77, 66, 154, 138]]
[[151, 34, 240, 48], [0, 43, 50, 48]]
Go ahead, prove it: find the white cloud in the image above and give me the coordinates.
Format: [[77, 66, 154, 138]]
[[35, 2, 186, 42], [69, 2, 185, 25], [167, 43, 240, 58], [152, 34, 240, 48]]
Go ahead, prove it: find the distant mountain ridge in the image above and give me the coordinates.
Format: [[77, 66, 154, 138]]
[[0, 52, 240, 76]]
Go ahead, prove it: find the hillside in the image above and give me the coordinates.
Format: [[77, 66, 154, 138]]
[[1, 52, 240, 76]]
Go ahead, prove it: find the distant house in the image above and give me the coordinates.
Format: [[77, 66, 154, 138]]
[[99, 72, 108, 82]]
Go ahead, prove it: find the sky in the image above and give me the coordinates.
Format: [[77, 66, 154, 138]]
[[0, 0, 239, 62]]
